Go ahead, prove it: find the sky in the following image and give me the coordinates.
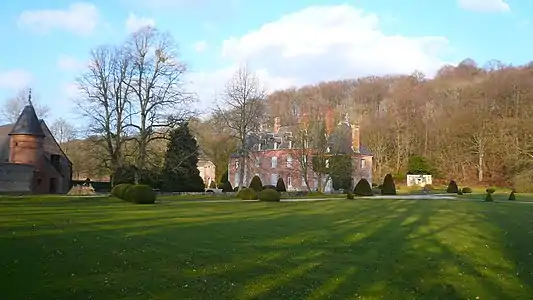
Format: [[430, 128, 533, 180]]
[[0, 0, 531, 124]]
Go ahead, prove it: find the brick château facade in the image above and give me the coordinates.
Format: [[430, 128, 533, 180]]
[[228, 113, 373, 192]]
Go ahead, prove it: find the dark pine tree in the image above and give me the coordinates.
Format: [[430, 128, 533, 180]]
[[161, 122, 205, 192]]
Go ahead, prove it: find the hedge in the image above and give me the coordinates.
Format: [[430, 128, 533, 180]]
[[258, 188, 281, 202], [123, 184, 156, 204]]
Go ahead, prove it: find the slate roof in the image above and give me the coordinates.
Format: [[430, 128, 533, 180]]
[[9, 104, 45, 137], [231, 123, 373, 157]]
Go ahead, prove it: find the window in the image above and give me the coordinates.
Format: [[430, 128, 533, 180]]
[[274, 142, 278, 150], [258, 143, 262, 151], [255, 158, 260, 167], [325, 159, 330, 168], [361, 159, 366, 169], [288, 141, 293, 149], [326, 147, 331, 153], [271, 156, 278, 168], [286, 155, 293, 168], [287, 176, 292, 187], [271, 174, 278, 185]]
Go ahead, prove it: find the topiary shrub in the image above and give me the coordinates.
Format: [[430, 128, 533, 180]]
[[276, 177, 287, 192], [123, 184, 156, 204], [381, 174, 396, 195], [220, 181, 233, 192], [462, 187, 472, 194], [346, 192, 354, 200], [484, 192, 493, 202], [249, 175, 263, 192], [258, 188, 281, 202], [509, 190, 516, 201], [446, 180, 459, 193], [111, 183, 133, 199], [237, 187, 258, 200], [457, 189, 463, 195], [354, 178, 373, 196], [262, 185, 276, 190], [486, 188, 496, 194]]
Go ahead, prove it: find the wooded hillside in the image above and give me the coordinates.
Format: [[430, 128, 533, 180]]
[[262, 59, 533, 190]]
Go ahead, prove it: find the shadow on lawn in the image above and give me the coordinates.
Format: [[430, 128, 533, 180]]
[[1, 199, 533, 299]]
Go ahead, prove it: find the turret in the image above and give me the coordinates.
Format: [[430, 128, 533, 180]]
[[8, 90, 45, 165]]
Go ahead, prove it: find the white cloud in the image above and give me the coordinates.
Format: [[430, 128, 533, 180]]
[[457, 0, 510, 12], [193, 41, 208, 52], [0, 70, 33, 90], [17, 2, 99, 35], [62, 82, 80, 100], [125, 13, 155, 33], [57, 55, 88, 71], [189, 5, 454, 111]]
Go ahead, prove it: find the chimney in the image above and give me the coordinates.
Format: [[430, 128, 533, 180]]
[[351, 124, 360, 153], [274, 117, 281, 134]]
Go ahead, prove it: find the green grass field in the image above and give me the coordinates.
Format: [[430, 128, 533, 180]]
[[1, 196, 533, 299]]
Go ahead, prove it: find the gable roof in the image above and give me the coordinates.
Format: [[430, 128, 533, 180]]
[[9, 104, 45, 137]]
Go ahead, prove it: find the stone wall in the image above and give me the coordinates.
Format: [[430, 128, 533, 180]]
[[0, 163, 35, 193]]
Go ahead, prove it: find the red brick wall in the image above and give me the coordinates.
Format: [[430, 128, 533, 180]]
[[9, 135, 44, 166]]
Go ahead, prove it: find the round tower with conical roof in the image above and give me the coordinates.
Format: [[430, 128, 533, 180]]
[[8, 90, 45, 166]]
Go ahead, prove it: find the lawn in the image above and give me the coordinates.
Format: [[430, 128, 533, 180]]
[[1, 196, 533, 299]]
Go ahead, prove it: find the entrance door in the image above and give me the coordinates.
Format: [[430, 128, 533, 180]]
[[49, 178, 57, 194]]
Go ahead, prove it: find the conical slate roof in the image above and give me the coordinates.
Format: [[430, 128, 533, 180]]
[[8, 104, 45, 137]]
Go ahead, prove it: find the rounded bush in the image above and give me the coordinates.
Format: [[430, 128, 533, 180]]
[[457, 189, 463, 195], [346, 192, 354, 200], [462, 187, 472, 194], [381, 174, 396, 195], [111, 183, 133, 199], [446, 180, 459, 193], [509, 191, 516, 201], [237, 187, 258, 200], [262, 185, 276, 190], [486, 188, 496, 194], [354, 178, 373, 196], [123, 184, 156, 204], [258, 188, 281, 202]]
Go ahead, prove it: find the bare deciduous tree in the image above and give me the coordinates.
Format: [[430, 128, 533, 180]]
[[75, 45, 132, 185], [216, 65, 266, 190], [124, 26, 196, 183], [50, 117, 77, 154], [1, 88, 50, 123]]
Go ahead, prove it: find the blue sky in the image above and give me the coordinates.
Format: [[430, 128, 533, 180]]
[[0, 0, 530, 124]]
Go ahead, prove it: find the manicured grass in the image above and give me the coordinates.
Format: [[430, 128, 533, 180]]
[[1, 196, 533, 299]]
